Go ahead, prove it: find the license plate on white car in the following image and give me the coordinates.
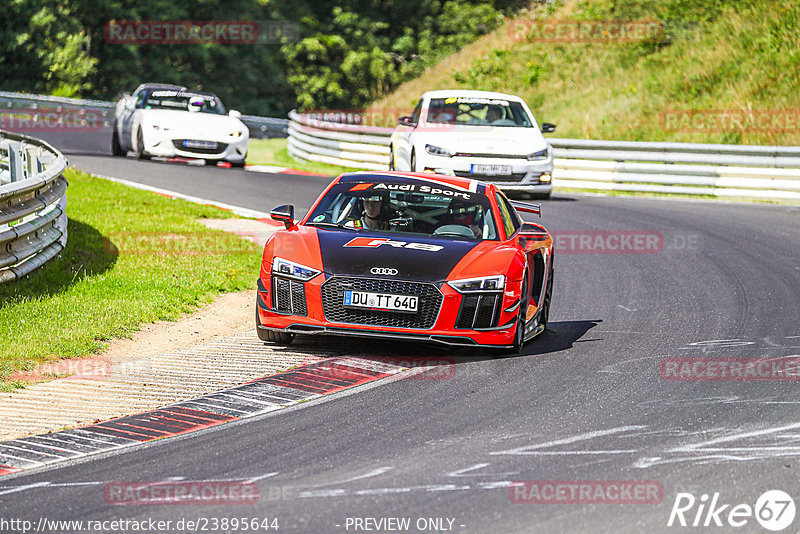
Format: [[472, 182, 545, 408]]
[[470, 164, 512, 176], [183, 139, 218, 149], [344, 290, 418, 313]]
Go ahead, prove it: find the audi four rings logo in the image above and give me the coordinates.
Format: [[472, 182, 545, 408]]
[[371, 267, 398, 276]]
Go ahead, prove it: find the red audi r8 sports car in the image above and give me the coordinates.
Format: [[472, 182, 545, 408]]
[[256, 171, 553, 353]]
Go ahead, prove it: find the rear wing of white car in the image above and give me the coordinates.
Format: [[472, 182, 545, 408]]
[[510, 200, 541, 218]]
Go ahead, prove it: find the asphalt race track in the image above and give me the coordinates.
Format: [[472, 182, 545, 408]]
[[3, 154, 800, 533]]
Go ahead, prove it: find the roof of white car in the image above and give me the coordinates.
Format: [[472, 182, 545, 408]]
[[420, 89, 524, 102]]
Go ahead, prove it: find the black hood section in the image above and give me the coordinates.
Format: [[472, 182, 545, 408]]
[[316, 229, 479, 283]]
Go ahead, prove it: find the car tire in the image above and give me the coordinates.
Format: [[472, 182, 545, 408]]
[[255, 301, 295, 345], [388, 146, 395, 170], [533, 192, 551, 200], [230, 152, 247, 168], [111, 125, 125, 156], [134, 128, 150, 160]]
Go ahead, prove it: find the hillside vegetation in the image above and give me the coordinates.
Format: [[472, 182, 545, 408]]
[[1, 0, 524, 115], [370, 0, 800, 146]]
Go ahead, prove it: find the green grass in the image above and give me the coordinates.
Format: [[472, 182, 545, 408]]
[[0, 168, 261, 390], [372, 0, 800, 146], [246, 138, 356, 176]]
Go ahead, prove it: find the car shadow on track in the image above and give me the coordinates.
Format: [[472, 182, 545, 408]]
[[516, 319, 602, 357], [275, 320, 601, 375]]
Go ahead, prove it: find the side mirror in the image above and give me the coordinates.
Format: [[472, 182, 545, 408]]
[[398, 116, 415, 127], [270, 205, 295, 228], [519, 222, 549, 250], [229, 109, 242, 120], [541, 122, 556, 133]]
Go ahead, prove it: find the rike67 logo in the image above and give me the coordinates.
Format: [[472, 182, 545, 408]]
[[668, 490, 796, 531]]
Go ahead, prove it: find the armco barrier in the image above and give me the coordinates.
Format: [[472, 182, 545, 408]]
[[287, 110, 800, 200], [0, 91, 288, 156], [0, 130, 68, 283]]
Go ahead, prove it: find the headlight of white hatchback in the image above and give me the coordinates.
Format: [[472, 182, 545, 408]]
[[527, 148, 549, 160], [425, 144, 453, 157]]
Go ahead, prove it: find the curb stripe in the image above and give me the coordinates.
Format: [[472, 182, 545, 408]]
[[0, 464, 21, 476], [0, 357, 406, 477]]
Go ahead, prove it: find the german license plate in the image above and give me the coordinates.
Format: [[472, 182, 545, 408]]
[[344, 290, 418, 313], [471, 164, 512, 176], [183, 139, 218, 149]]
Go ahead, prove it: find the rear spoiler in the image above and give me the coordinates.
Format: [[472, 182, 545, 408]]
[[510, 200, 541, 218]]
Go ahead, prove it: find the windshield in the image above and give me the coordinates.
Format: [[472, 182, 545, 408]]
[[307, 180, 498, 240], [142, 90, 226, 115], [426, 97, 533, 127]]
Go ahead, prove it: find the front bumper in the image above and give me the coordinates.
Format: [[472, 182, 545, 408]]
[[417, 152, 553, 192], [256, 276, 521, 348], [144, 132, 248, 162]]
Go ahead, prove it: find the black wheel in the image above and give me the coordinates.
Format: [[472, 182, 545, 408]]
[[255, 298, 295, 345], [533, 192, 552, 200], [111, 125, 124, 156], [388, 146, 395, 170], [410, 149, 416, 172], [230, 154, 247, 168], [499, 269, 528, 356], [135, 128, 150, 160]]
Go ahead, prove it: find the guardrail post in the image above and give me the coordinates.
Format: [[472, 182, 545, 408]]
[[25, 145, 41, 175], [8, 141, 25, 182]]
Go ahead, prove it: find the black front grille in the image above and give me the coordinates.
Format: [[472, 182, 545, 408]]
[[455, 293, 502, 329], [532, 251, 545, 306], [321, 277, 442, 329], [453, 171, 528, 182], [172, 140, 228, 154], [272, 276, 307, 316]]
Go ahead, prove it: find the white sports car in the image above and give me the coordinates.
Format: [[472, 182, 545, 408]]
[[112, 83, 249, 166], [390, 90, 556, 198]]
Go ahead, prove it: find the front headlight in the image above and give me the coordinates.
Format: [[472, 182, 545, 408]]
[[447, 275, 505, 293], [230, 129, 244, 137], [272, 257, 321, 281], [425, 144, 453, 157], [527, 148, 549, 160]]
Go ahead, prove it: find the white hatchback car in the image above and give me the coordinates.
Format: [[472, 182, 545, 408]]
[[113, 83, 249, 166], [390, 90, 556, 198]]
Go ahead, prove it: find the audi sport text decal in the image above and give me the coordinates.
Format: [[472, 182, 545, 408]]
[[344, 237, 444, 252]]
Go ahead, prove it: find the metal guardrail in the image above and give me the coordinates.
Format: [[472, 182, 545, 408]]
[[0, 91, 288, 149], [286, 111, 800, 200], [0, 130, 68, 283]]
